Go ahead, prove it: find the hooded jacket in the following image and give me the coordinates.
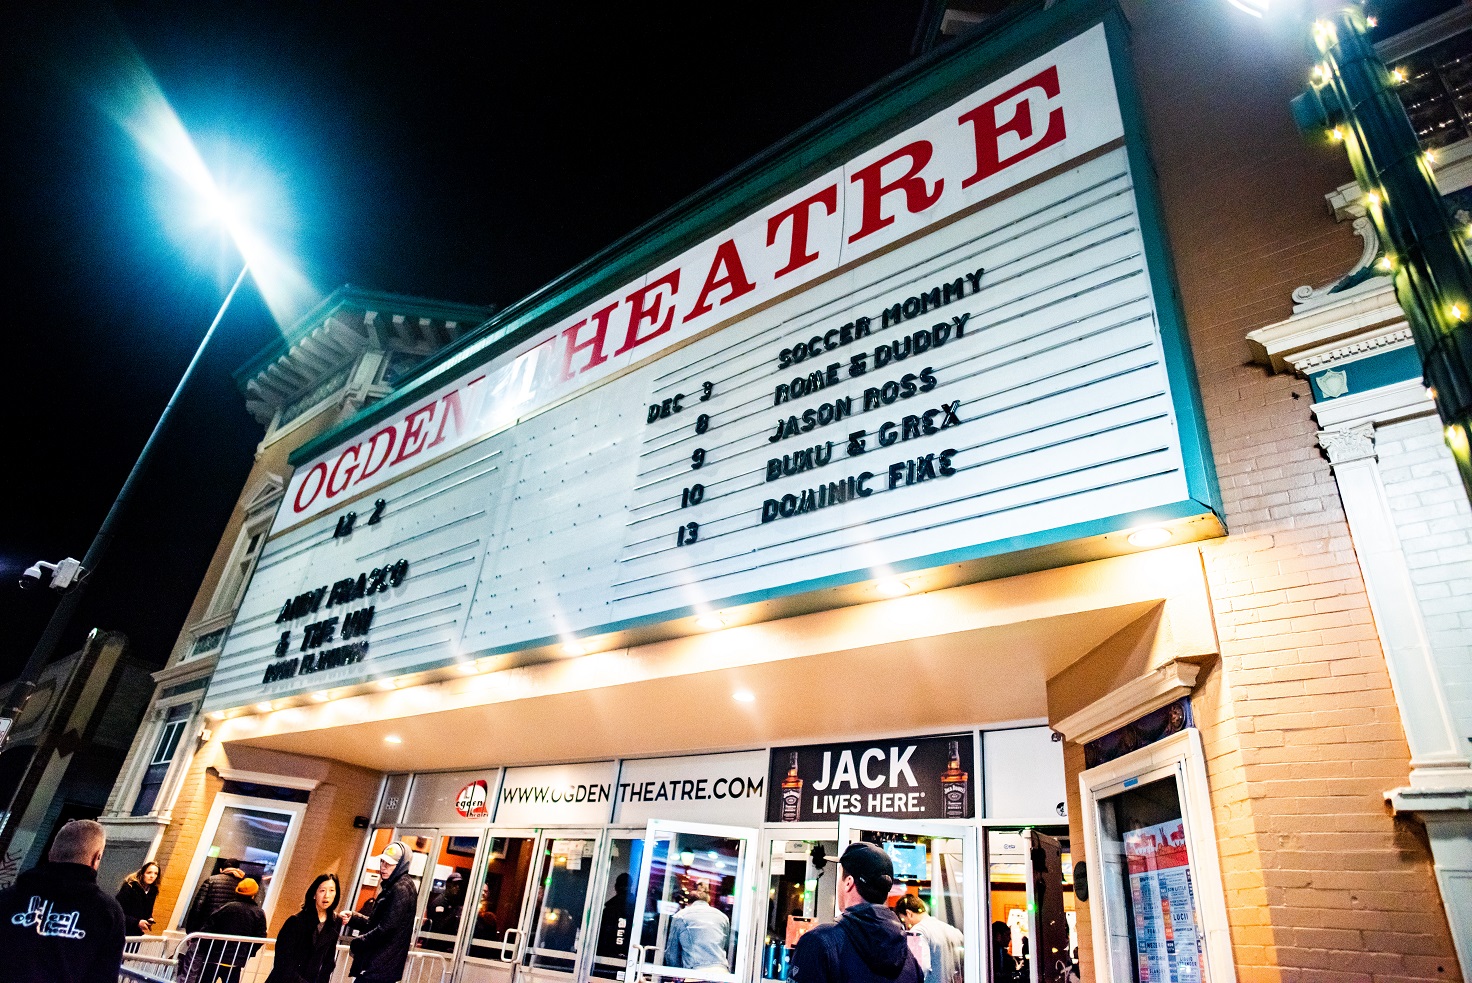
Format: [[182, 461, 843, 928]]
[[347, 848, 417, 982], [791, 903, 924, 983], [0, 861, 128, 983]]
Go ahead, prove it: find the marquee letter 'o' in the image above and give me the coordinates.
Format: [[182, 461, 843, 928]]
[[295, 462, 329, 513]]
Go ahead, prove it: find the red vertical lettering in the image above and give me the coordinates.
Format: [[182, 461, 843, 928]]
[[294, 462, 329, 513], [355, 425, 398, 484], [560, 302, 620, 382], [390, 402, 437, 465], [426, 389, 464, 450], [325, 444, 361, 497], [683, 240, 756, 322], [614, 270, 681, 356], [767, 185, 839, 278], [959, 66, 1065, 189], [847, 141, 943, 244]]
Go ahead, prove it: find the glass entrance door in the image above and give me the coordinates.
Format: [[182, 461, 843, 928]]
[[758, 831, 838, 983], [415, 830, 485, 954], [589, 832, 644, 980], [625, 820, 760, 983], [459, 832, 540, 983], [836, 816, 980, 983], [519, 830, 606, 983]]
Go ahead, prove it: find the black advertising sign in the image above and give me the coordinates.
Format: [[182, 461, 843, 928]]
[[766, 733, 975, 823]]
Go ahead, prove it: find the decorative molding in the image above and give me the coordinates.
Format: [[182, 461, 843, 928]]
[[151, 653, 218, 687], [1386, 784, 1472, 815], [1317, 423, 1377, 466], [1246, 280, 1408, 375], [212, 767, 321, 792], [1291, 217, 1382, 312], [1053, 660, 1202, 744], [1312, 377, 1437, 429], [242, 473, 285, 517]]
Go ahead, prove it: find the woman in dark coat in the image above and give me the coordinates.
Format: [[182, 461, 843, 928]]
[[265, 873, 342, 983], [115, 861, 160, 934]]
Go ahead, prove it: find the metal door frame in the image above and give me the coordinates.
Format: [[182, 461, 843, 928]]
[[835, 815, 980, 983], [455, 827, 544, 983], [750, 823, 841, 983], [585, 826, 646, 982], [517, 828, 610, 983], [625, 818, 761, 983]]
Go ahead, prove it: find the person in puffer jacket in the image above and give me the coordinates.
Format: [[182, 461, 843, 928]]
[[791, 842, 923, 983], [0, 819, 127, 983], [343, 840, 418, 983]]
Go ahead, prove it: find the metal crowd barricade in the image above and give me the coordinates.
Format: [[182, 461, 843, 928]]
[[120, 933, 453, 983]]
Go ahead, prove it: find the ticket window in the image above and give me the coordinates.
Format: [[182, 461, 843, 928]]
[[760, 837, 838, 983], [627, 820, 760, 983], [836, 817, 979, 983], [416, 833, 483, 953], [590, 835, 645, 979]]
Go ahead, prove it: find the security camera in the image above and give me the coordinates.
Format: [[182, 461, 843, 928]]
[[19, 563, 47, 590], [18, 558, 82, 591]]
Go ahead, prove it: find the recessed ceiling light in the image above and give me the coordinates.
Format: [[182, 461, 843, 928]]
[[1127, 527, 1172, 548], [563, 641, 587, 656], [311, 692, 330, 702], [875, 578, 910, 597], [458, 662, 479, 675], [384, 734, 403, 745], [255, 702, 273, 713], [732, 690, 755, 703], [696, 613, 726, 630], [377, 679, 398, 690], [206, 711, 224, 721]]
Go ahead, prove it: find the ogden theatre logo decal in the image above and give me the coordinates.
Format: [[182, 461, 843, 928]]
[[278, 30, 1118, 532], [455, 780, 490, 818]]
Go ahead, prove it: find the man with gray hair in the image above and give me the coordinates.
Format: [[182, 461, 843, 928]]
[[0, 818, 128, 982]]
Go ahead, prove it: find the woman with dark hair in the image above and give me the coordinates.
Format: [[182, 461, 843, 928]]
[[264, 874, 342, 983], [115, 861, 160, 934]]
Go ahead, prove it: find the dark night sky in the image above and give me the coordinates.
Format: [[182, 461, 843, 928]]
[[0, 2, 930, 680]]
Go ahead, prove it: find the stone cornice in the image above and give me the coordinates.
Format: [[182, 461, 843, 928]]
[[1246, 280, 1408, 375], [1054, 660, 1202, 744], [1311, 378, 1436, 430]]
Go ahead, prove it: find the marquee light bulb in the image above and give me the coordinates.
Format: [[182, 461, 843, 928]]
[[384, 734, 403, 744], [377, 679, 398, 691], [1452, 303, 1466, 322], [1365, 190, 1383, 208], [1425, 150, 1437, 166], [1377, 255, 1394, 271], [1391, 67, 1407, 84], [255, 701, 273, 713], [1367, 16, 1377, 27], [1329, 127, 1345, 142], [311, 691, 330, 702]]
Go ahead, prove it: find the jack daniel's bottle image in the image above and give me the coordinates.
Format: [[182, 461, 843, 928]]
[[940, 740, 969, 818], [780, 752, 803, 822]]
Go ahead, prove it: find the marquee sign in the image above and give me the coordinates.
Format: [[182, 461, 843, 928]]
[[203, 16, 1218, 713]]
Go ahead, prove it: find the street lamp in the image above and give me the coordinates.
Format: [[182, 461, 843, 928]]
[[0, 257, 252, 754]]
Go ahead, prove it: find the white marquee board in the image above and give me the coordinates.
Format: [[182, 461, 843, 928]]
[[203, 23, 1214, 713]]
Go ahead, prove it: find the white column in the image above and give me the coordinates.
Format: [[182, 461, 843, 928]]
[[1318, 419, 1472, 975], [1318, 423, 1471, 779]]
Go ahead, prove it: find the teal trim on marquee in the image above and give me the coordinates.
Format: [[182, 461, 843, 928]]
[[1308, 344, 1422, 400]]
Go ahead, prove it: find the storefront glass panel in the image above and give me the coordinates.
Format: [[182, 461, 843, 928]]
[[629, 821, 759, 983], [591, 836, 644, 979], [837, 817, 979, 983], [760, 836, 837, 983], [417, 832, 483, 953], [182, 804, 292, 928]]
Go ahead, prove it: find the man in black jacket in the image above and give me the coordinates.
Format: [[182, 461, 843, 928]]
[[186, 877, 268, 983], [185, 860, 246, 933], [791, 843, 924, 983], [343, 840, 418, 983], [0, 818, 127, 983]]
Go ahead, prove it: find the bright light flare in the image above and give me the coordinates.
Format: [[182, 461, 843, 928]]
[[1226, 0, 1268, 17], [83, 28, 317, 329]]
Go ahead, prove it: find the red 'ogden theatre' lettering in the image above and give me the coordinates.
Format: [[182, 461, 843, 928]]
[[281, 44, 1102, 527]]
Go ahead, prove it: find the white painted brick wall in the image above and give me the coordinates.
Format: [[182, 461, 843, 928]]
[[1377, 414, 1472, 750]]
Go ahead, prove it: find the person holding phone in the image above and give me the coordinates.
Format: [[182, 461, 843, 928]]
[[116, 861, 161, 934]]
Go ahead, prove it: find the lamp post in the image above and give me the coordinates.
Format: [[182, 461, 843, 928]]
[[1291, 6, 1472, 501], [0, 262, 251, 756]]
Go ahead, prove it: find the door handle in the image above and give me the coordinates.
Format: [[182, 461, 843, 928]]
[[500, 928, 522, 964]]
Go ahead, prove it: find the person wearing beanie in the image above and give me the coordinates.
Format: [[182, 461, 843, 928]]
[[341, 841, 418, 983], [790, 842, 924, 983], [187, 877, 267, 983]]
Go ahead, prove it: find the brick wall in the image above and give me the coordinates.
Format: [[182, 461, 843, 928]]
[[1377, 413, 1472, 746], [1108, 0, 1465, 978]]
